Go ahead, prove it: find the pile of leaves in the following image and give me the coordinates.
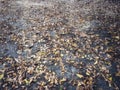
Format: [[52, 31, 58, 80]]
[[0, 0, 120, 90]]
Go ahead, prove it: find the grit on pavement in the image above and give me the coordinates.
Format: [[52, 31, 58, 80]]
[[0, 0, 120, 90]]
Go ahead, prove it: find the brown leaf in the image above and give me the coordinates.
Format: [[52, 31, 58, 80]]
[[116, 71, 120, 76], [79, 32, 88, 37]]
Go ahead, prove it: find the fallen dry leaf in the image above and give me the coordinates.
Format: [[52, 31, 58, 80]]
[[116, 71, 120, 76], [0, 74, 4, 80], [76, 74, 83, 78]]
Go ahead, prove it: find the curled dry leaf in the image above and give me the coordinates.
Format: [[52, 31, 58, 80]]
[[60, 78, 66, 83], [108, 77, 112, 82], [72, 43, 78, 47], [0, 74, 4, 80], [76, 74, 83, 78], [36, 51, 46, 56], [114, 36, 119, 39], [94, 60, 98, 65], [27, 67, 34, 74], [24, 79, 30, 85], [115, 71, 120, 76], [79, 32, 88, 37], [86, 70, 91, 76]]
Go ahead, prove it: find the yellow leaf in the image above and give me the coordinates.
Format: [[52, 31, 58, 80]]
[[60, 54, 64, 57], [41, 81, 46, 86], [76, 74, 83, 78], [114, 36, 119, 39], [36, 51, 46, 56], [108, 77, 112, 81], [24, 79, 30, 85], [60, 78, 66, 82], [0, 74, 4, 80], [54, 51, 59, 55], [86, 70, 90, 76], [81, 56, 85, 58], [70, 60, 74, 63], [72, 43, 77, 47], [6, 57, 11, 60], [41, 52, 46, 55], [84, 55, 87, 58], [94, 60, 98, 65]]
